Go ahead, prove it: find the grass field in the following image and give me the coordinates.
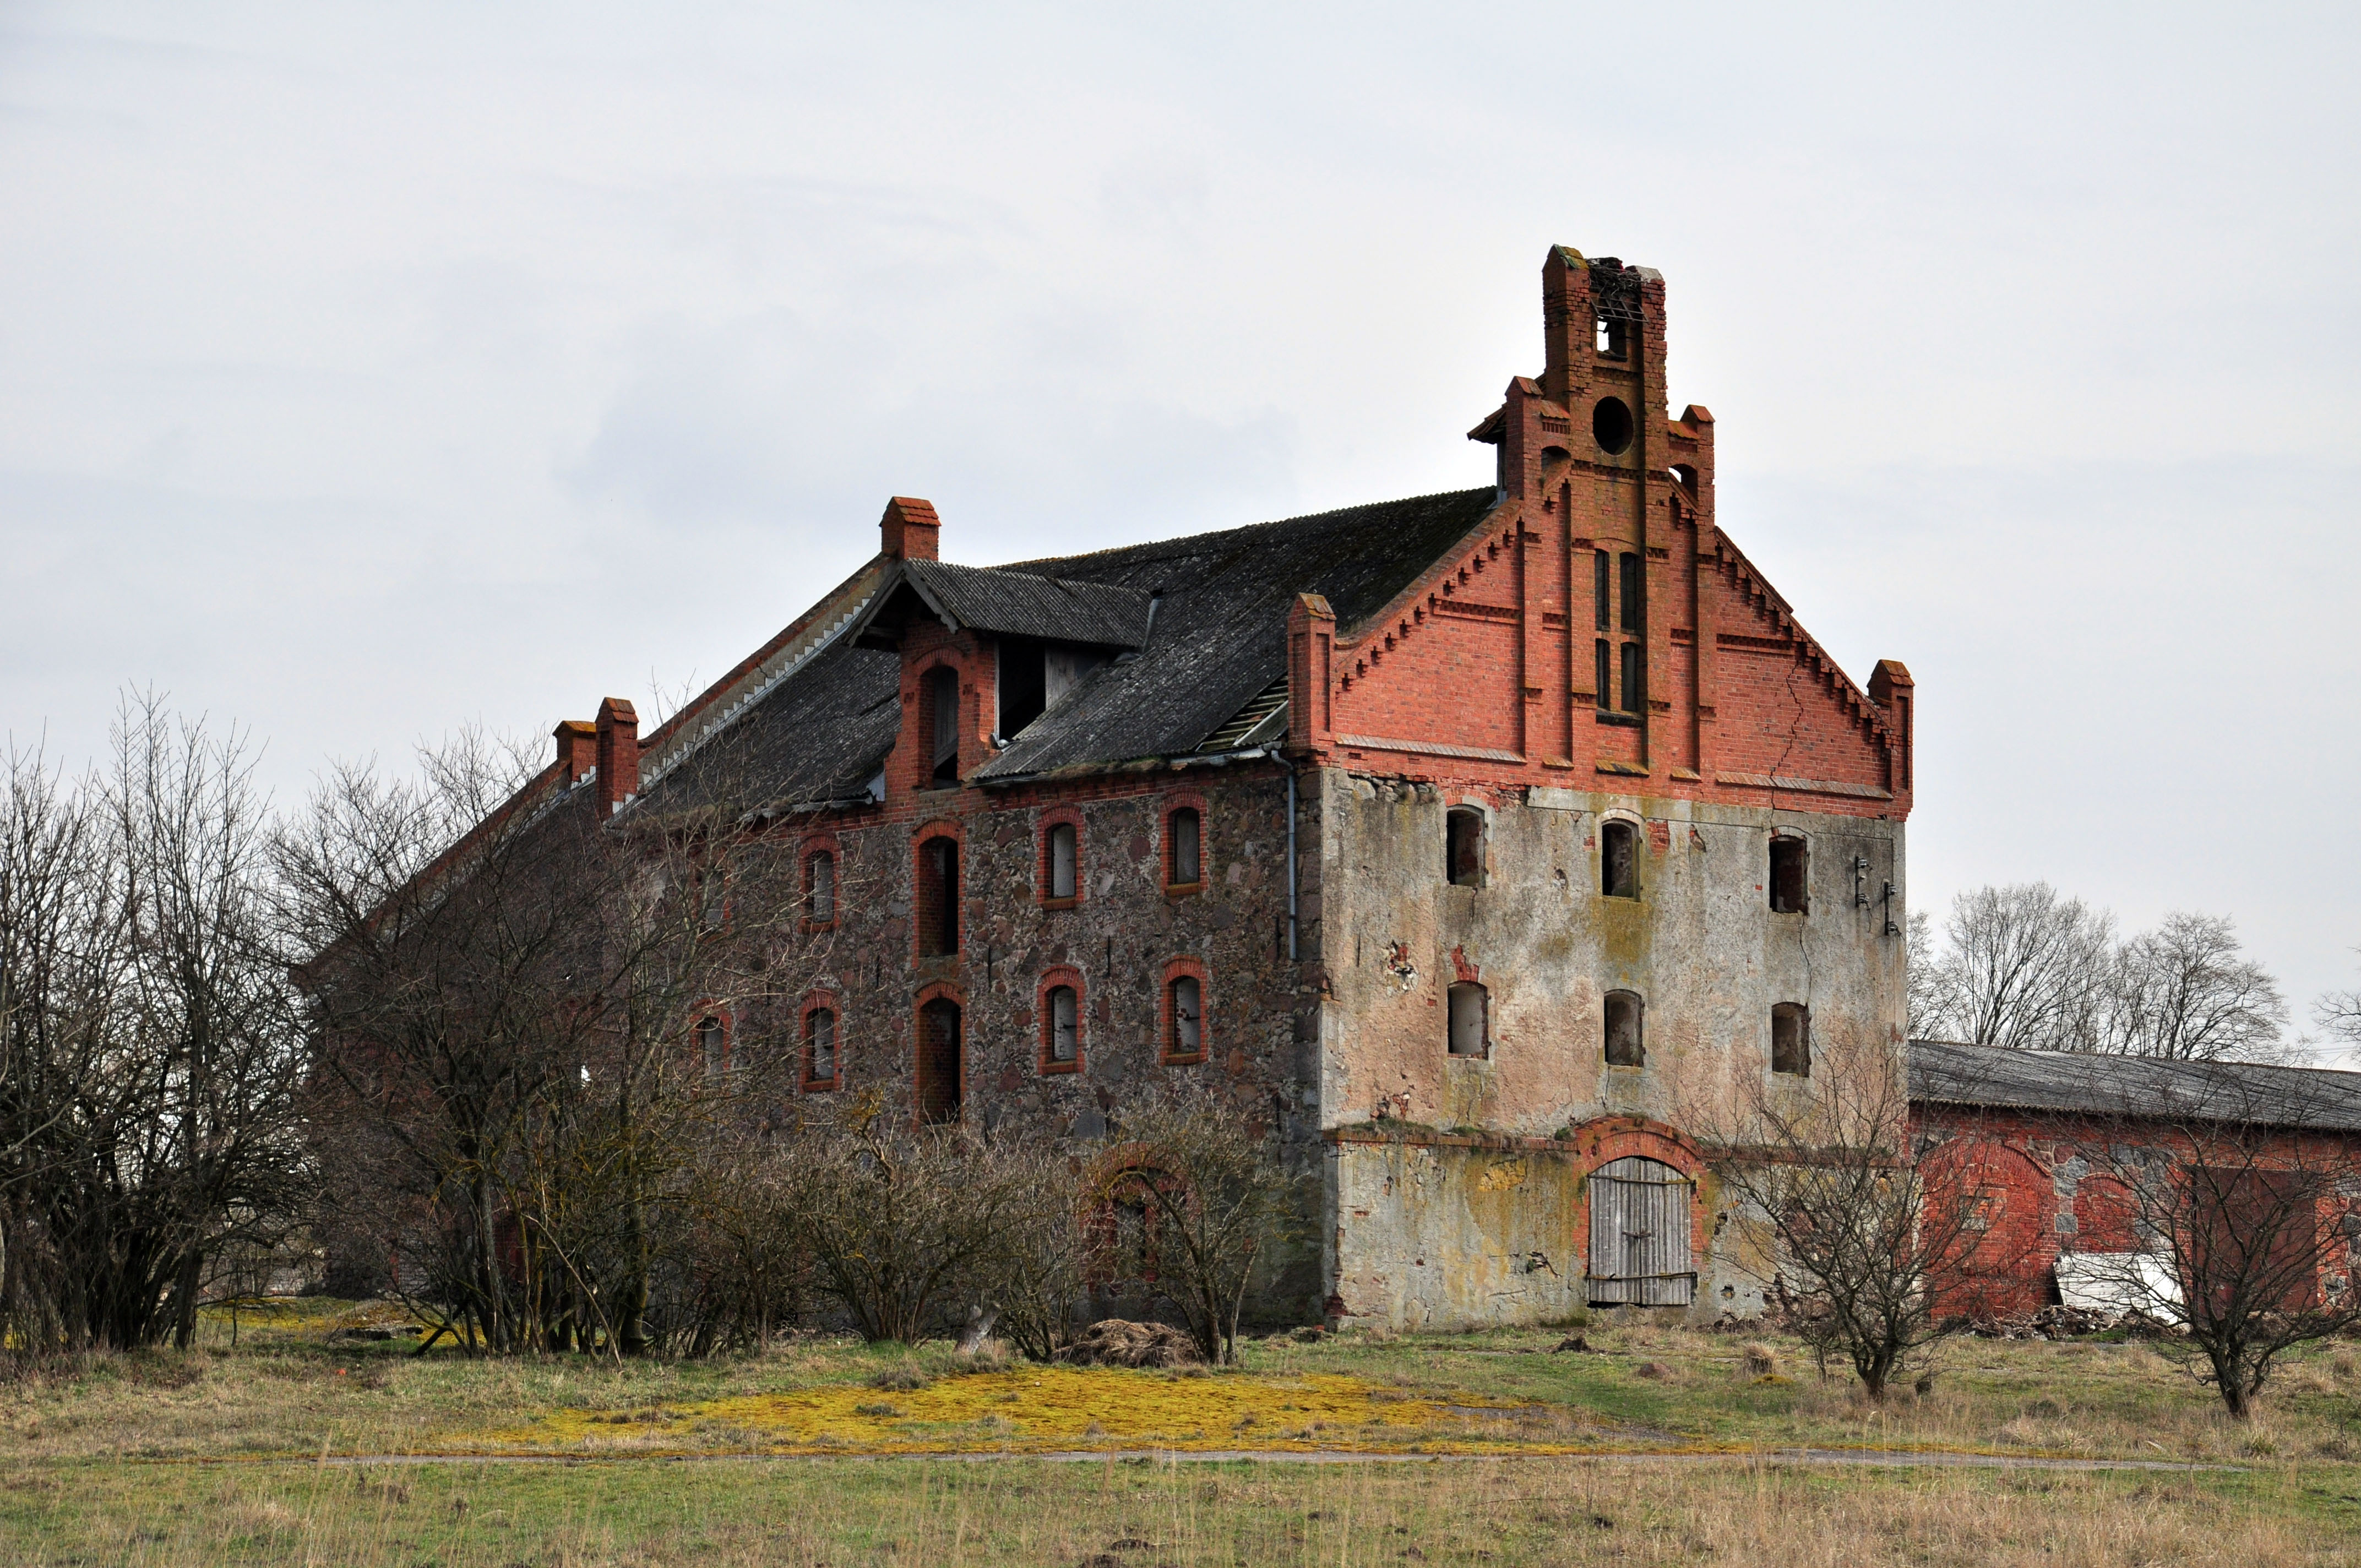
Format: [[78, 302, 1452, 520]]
[[5, 1300, 2360, 1564]]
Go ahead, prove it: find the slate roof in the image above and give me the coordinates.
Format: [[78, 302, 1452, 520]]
[[636, 486, 1502, 811], [852, 559, 1155, 650], [1910, 1039, 2361, 1134]]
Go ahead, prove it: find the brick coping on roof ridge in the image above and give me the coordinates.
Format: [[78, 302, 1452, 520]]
[[992, 485, 1497, 575]]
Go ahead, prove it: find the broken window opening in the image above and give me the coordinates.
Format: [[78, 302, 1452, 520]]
[[1593, 549, 1612, 633], [1167, 807, 1202, 889], [806, 1006, 837, 1082], [1600, 820, 1639, 899], [697, 1015, 727, 1079], [806, 851, 836, 926], [1769, 837, 1808, 914], [1593, 639, 1613, 711], [917, 998, 962, 1123], [1446, 807, 1485, 888], [1771, 1003, 1810, 1076], [1447, 981, 1489, 1057], [917, 836, 960, 957], [925, 665, 961, 787], [1048, 984, 1079, 1064], [1167, 974, 1204, 1061], [1046, 821, 1078, 901], [1604, 989, 1645, 1068], [1596, 314, 1628, 361], [1619, 641, 1644, 716]]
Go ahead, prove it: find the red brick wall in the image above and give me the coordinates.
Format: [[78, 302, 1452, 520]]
[[1912, 1101, 2361, 1320]]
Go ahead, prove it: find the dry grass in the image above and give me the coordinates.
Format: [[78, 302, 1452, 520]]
[[3, 1452, 2356, 1566], [7, 1303, 2361, 1561]]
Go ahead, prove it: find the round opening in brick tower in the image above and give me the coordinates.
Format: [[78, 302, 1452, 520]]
[[1592, 395, 1634, 454]]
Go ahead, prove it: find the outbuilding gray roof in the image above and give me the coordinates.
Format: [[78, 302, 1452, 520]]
[[1909, 1038, 2361, 1134], [636, 484, 1504, 812]]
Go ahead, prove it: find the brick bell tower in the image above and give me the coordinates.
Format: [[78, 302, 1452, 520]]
[[1473, 246, 1717, 777]]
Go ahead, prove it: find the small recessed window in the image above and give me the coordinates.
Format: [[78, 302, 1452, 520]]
[[1168, 975, 1203, 1061], [1604, 990, 1644, 1067], [1594, 639, 1613, 710], [1446, 808, 1485, 888], [806, 851, 836, 926], [1047, 821, 1078, 901], [1593, 550, 1612, 633], [1770, 837, 1808, 914], [1048, 984, 1079, 1064], [1447, 982, 1488, 1057], [698, 870, 725, 933], [806, 1007, 837, 1082], [697, 1015, 727, 1078], [1619, 552, 1644, 634], [1619, 641, 1644, 715], [1168, 807, 1201, 888], [1771, 1003, 1809, 1076], [1601, 820, 1639, 899]]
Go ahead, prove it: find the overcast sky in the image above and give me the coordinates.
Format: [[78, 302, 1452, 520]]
[[5, 3, 2358, 1047]]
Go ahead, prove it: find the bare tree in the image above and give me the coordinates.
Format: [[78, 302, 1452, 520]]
[[1917, 886, 2290, 1064], [2075, 1067, 2361, 1419], [1905, 907, 1940, 1040], [771, 1092, 1051, 1345], [1916, 883, 2115, 1053], [2313, 946, 2361, 1057], [2098, 912, 2288, 1063], [0, 698, 309, 1353], [284, 726, 834, 1355], [1102, 1090, 1310, 1366], [1700, 1037, 2000, 1400]]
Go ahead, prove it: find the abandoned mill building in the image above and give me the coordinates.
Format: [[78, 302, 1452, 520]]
[[525, 246, 1915, 1329]]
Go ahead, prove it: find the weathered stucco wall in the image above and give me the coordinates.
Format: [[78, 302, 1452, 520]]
[[1312, 771, 1906, 1326]]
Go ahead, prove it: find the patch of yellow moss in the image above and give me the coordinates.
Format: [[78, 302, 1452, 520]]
[[469, 1368, 1587, 1456]]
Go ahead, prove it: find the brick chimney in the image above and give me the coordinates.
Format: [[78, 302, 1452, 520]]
[[554, 719, 597, 783], [880, 496, 940, 561], [594, 698, 639, 815]]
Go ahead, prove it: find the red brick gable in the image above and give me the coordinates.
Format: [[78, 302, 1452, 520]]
[[1290, 247, 1912, 820]]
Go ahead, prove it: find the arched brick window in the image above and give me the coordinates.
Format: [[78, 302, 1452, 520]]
[[1165, 802, 1204, 892], [692, 1010, 730, 1078], [803, 847, 837, 929], [922, 663, 961, 789], [1161, 957, 1208, 1065], [1038, 967, 1085, 1074], [1038, 808, 1084, 907], [916, 986, 964, 1123], [802, 993, 840, 1090], [915, 827, 960, 959]]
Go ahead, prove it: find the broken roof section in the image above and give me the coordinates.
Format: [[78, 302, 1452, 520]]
[[851, 558, 1156, 652], [630, 484, 1503, 814]]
